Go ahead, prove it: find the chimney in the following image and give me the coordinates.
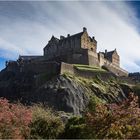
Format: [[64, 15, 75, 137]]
[[67, 34, 70, 37], [60, 35, 65, 40], [105, 49, 107, 54], [83, 27, 87, 32]]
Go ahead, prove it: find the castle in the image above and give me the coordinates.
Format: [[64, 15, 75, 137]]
[[43, 27, 119, 67], [6, 27, 128, 77]]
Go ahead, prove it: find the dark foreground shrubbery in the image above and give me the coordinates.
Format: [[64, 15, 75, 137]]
[[30, 105, 64, 139], [1, 93, 140, 139], [61, 94, 140, 139], [0, 98, 32, 139], [0, 99, 64, 139]]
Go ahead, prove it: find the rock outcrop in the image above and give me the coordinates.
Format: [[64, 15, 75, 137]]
[[0, 68, 133, 115]]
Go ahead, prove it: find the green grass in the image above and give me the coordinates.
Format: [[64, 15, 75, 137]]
[[73, 64, 107, 73]]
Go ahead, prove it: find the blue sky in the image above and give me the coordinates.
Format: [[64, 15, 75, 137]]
[[0, 1, 140, 72]]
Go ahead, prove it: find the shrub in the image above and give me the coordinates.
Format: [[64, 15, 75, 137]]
[[59, 116, 89, 139], [0, 99, 64, 139], [132, 84, 140, 95], [0, 98, 32, 139], [87, 95, 104, 112], [1, 94, 140, 139], [61, 94, 140, 139], [30, 105, 64, 139], [85, 93, 140, 139]]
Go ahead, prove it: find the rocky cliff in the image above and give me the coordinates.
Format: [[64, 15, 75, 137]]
[[0, 68, 134, 115]]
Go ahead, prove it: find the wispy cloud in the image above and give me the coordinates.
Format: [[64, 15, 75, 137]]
[[0, 1, 140, 72]]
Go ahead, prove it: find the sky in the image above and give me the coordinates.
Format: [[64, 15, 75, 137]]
[[0, 1, 140, 72]]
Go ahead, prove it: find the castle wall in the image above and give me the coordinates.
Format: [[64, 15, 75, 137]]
[[60, 62, 115, 80], [44, 35, 81, 61], [112, 52, 120, 67], [6, 61, 19, 72], [98, 53, 105, 67], [60, 62, 74, 75], [88, 50, 99, 66], [62, 49, 99, 66], [44, 38, 59, 60], [103, 63, 128, 77], [74, 68, 115, 80], [66, 49, 89, 65], [81, 31, 97, 53], [97, 53, 128, 76], [20, 61, 60, 75]]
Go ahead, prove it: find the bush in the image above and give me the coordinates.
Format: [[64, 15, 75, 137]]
[[30, 105, 64, 139], [133, 84, 140, 95], [1, 94, 140, 139], [59, 116, 89, 139], [61, 94, 140, 139], [0, 98, 32, 139], [0, 99, 64, 139], [85, 94, 140, 139]]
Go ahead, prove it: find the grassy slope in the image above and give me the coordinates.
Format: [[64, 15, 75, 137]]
[[73, 64, 107, 73], [62, 72, 130, 104]]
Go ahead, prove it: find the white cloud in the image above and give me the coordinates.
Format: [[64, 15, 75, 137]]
[[0, 1, 140, 72], [0, 37, 26, 59]]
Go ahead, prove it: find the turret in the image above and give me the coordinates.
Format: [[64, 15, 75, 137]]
[[83, 27, 87, 32]]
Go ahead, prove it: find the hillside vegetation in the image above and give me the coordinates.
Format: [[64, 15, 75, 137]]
[[0, 66, 140, 139], [0, 68, 133, 115], [1, 93, 140, 139]]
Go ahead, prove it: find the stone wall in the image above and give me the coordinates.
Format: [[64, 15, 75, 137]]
[[98, 53, 103, 67], [20, 61, 60, 75], [74, 68, 115, 80], [60, 62, 74, 75], [88, 50, 99, 66], [103, 63, 128, 77], [81, 31, 97, 53], [44, 35, 81, 61], [66, 49, 89, 65], [6, 61, 20, 73], [98, 53, 128, 77], [112, 52, 120, 67], [60, 62, 115, 80]]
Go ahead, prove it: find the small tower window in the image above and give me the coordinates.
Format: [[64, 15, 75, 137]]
[[91, 48, 93, 51]]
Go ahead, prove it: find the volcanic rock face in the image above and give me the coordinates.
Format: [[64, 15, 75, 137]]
[[35, 76, 89, 115], [0, 68, 133, 115]]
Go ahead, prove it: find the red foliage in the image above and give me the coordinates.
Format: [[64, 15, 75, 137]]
[[0, 98, 32, 139], [85, 94, 140, 139]]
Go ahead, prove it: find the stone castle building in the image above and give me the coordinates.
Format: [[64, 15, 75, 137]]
[[6, 27, 128, 77], [43, 27, 120, 68]]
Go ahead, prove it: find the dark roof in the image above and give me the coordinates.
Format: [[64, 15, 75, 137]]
[[68, 31, 84, 39], [48, 36, 59, 44], [99, 50, 117, 58], [60, 31, 84, 41], [57, 31, 84, 46], [45, 30, 85, 48], [51, 36, 59, 42], [106, 50, 115, 58]]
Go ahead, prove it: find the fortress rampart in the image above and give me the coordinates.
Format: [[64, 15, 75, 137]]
[[60, 62, 116, 80]]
